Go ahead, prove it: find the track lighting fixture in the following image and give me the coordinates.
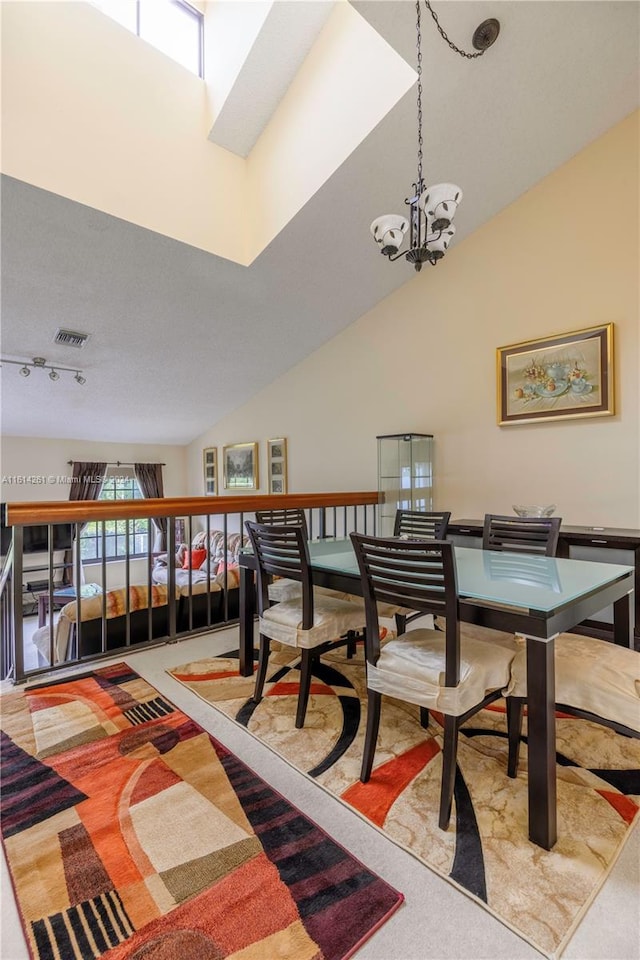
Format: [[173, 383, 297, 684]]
[[0, 356, 87, 384]]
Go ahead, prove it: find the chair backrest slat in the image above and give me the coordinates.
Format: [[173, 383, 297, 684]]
[[245, 521, 313, 626], [482, 515, 561, 557], [255, 508, 309, 540], [350, 533, 461, 687], [393, 510, 451, 540]]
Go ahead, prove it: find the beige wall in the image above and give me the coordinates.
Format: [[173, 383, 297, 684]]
[[1, 438, 188, 589], [189, 112, 639, 528], [2, 1, 413, 266], [1, 437, 187, 504]]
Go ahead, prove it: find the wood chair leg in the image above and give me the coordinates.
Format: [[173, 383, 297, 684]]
[[395, 614, 407, 636], [346, 630, 357, 659], [295, 648, 314, 728], [439, 714, 459, 830], [361, 690, 382, 782], [506, 696, 525, 778], [253, 633, 271, 704], [419, 706, 430, 729]]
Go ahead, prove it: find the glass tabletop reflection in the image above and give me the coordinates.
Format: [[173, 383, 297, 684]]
[[308, 539, 633, 613]]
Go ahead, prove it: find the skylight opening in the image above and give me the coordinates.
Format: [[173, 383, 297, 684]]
[[91, 0, 204, 78]]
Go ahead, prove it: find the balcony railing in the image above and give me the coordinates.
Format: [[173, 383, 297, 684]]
[[1, 492, 379, 683]]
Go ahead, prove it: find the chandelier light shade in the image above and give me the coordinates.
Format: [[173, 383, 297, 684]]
[[371, 0, 498, 272], [0, 356, 87, 384]]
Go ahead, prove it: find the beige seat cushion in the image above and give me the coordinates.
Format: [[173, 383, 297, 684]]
[[267, 578, 347, 604], [367, 628, 517, 717], [260, 594, 367, 649], [505, 634, 640, 733]]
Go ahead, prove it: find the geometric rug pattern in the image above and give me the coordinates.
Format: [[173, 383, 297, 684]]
[[169, 645, 640, 959], [0, 662, 403, 960]]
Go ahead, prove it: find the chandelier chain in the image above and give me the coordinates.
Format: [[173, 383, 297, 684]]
[[423, 0, 486, 59], [416, 0, 423, 183]]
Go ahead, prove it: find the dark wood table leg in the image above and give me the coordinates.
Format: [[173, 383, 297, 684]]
[[238, 566, 255, 677], [613, 590, 634, 648], [525, 636, 557, 850]]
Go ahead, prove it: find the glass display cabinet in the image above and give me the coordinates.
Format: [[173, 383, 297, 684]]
[[377, 433, 434, 536]]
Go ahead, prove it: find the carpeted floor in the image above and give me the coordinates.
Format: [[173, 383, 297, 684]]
[[169, 645, 640, 959], [0, 662, 403, 960]]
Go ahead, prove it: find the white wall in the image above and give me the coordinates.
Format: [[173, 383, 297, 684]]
[[187, 112, 640, 528], [1, 437, 188, 590], [1, 436, 187, 503]]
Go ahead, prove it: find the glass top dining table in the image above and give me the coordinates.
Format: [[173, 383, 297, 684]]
[[238, 538, 635, 850]]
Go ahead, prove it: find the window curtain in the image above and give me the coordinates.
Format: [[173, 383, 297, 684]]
[[134, 463, 167, 551], [63, 461, 107, 584]]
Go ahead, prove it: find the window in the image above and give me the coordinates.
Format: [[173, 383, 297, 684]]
[[91, 0, 204, 78], [80, 473, 151, 561]]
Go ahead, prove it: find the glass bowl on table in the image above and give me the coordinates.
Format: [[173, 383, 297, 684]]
[[512, 504, 557, 518]]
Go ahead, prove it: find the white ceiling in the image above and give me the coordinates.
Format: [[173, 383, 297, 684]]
[[1, 1, 638, 445]]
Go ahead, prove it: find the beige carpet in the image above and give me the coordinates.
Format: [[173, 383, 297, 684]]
[[169, 645, 640, 959]]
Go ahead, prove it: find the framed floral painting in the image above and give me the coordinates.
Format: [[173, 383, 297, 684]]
[[267, 438, 287, 494], [497, 323, 614, 425]]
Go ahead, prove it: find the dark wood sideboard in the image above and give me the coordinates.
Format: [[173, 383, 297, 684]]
[[448, 520, 640, 650]]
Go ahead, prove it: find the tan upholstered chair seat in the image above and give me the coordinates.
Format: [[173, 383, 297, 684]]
[[505, 634, 640, 733], [268, 578, 345, 604], [260, 594, 366, 649], [368, 628, 517, 717]]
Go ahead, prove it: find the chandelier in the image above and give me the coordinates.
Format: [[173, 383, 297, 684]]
[[370, 0, 499, 272], [1, 356, 86, 384]]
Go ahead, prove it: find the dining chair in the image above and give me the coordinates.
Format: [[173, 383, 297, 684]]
[[505, 634, 640, 777], [483, 514, 561, 556], [394, 510, 452, 633], [480, 515, 640, 769], [255, 509, 309, 603], [245, 521, 367, 728], [394, 509, 451, 540], [254, 507, 348, 606], [350, 533, 518, 830]]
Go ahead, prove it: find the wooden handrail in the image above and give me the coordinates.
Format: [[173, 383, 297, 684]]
[[6, 491, 380, 526]]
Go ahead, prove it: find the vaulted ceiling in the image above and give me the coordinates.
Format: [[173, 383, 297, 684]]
[[1, 1, 638, 444]]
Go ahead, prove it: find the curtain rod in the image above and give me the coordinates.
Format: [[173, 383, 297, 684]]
[[66, 460, 166, 466]]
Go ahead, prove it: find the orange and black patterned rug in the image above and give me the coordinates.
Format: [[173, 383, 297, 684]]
[[0, 662, 403, 960], [169, 646, 640, 959]]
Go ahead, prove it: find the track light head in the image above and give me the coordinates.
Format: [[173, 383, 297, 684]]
[[20, 365, 31, 377], [48, 368, 60, 381], [74, 372, 86, 385]]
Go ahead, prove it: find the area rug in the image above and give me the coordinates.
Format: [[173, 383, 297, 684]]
[[0, 663, 404, 960], [169, 646, 640, 959]]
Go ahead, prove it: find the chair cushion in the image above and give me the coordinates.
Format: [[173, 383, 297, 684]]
[[267, 579, 346, 604], [505, 634, 640, 733], [268, 578, 302, 603], [260, 594, 367, 649], [367, 628, 517, 717]]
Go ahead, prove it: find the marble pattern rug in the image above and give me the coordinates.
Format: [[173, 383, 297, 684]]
[[169, 645, 640, 959]]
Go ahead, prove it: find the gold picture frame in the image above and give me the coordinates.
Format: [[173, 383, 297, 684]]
[[203, 447, 217, 496], [223, 442, 258, 490], [497, 323, 614, 426], [267, 438, 288, 494]]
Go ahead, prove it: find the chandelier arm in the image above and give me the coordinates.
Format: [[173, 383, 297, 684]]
[[386, 250, 409, 263]]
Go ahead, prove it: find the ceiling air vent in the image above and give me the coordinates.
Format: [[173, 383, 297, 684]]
[[53, 328, 90, 348]]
